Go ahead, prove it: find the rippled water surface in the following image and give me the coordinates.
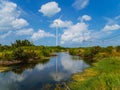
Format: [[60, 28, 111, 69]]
[[0, 52, 89, 90]]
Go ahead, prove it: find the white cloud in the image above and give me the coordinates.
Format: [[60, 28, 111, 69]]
[[102, 16, 120, 31], [0, 0, 29, 31], [102, 24, 120, 31], [81, 15, 91, 21], [31, 29, 55, 40], [78, 15, 92, 22], [104, 17, 115, 25], [16, 28, 34, 36], [0, 31, 12, 39], [61, 22, 91, 44], [50, 19, 73, 28], [72, 0, 89, 10], [39, 1, 61, 17], [12, 18, 29, 29]]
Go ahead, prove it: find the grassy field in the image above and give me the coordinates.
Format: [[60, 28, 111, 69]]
[[69, 57, 120, 90]]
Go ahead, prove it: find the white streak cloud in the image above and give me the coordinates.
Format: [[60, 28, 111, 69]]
[[16, 28, 34, 36], [102, 24, 120, 31], [72, 0, 89, 10], [0, 31, 12, 39]]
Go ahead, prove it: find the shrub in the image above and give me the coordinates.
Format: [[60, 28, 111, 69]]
[[42, 49, 50, 57], [26, 50, 38, 59], [12, 40, 34, 47], [116, 46, 120, 52], [69, 48, 82, 56], [12, 47, 29, 62], [94, 52, 109, 61], [82, 46, 101, 63]]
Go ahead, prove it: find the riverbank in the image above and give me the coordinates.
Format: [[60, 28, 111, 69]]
[[0, 40, 63, 66], [0, 56, 50, 66], [0, 57, 50, 72], [68, 57, 120, 90]]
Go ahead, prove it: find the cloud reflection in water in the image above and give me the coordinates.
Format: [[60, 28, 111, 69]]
[[0, 52, 89, 90]]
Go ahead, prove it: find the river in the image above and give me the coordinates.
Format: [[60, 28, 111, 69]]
[[0, 52, 89, 90]]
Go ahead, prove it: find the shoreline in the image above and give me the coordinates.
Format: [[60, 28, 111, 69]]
[[68, 57, 120, 89], [0, 60, 21, 66], [0, 57, 50, 66]]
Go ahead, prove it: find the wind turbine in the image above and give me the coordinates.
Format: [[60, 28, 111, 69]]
[[55, 21, 58, 46], [54, 15, 62, 46], [54, 16, 62, 81]]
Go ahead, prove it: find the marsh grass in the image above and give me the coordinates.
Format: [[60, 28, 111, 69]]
[[69, 57, 120, 90]]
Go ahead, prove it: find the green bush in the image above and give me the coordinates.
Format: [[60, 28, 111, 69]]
[[82, 46, 101, 63], [116, 46, 120, 52], [12, 47, 29, 61], [12, 40, 34, 47], [69, 48, 82, 56], [0, 52, 13, 61], [41, 49, 50, 57], [26, 50, 38, 59]]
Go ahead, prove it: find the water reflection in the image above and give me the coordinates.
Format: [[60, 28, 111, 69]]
[[0, 52, 89, 90], [10, 59, 49, 74], [61, 53, 88, 73], [50, 57, 65, 82]]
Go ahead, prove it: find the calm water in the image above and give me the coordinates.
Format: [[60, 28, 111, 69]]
[[0, 52, 89, 90]]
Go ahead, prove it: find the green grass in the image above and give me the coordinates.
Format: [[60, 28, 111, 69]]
[[69, 57, 120, 90]]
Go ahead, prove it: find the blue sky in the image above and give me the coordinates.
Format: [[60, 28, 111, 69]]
[[0, 0, 120, 47]]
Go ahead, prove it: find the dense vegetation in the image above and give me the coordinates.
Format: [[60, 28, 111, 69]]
[[69, 57, 120, 90], [69, 46, 120, 63], [68, 46, 120, 89], [0, 40, 65, 64]]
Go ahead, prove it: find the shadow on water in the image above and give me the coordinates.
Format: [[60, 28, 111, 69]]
[[0, 52, 89, 90], [10, 59, 50, 74]]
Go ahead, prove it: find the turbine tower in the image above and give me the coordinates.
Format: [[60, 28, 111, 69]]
[[55, 15, 62, 46], [54, 21, 59, 81], [54, 16, 62, 81], [55, 21, 58, 46]]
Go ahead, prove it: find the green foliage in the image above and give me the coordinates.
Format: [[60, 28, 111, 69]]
[[12, 47, 29, 61], [69, 57, 120, 90], [12, 47, 40, 62], [0, 51, 13, 61], [116, 46, 120, 52], [12, 40, 34, 47], [105, 46, 113, 53], [42, 49, 50, 57], [82, 46, 101, 63], [26, 50, 38, 59], [0, 46, 12, 52], [69, 48, 80, 55], [3, 53, 13, 60], [68, 46, 119, 64]]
